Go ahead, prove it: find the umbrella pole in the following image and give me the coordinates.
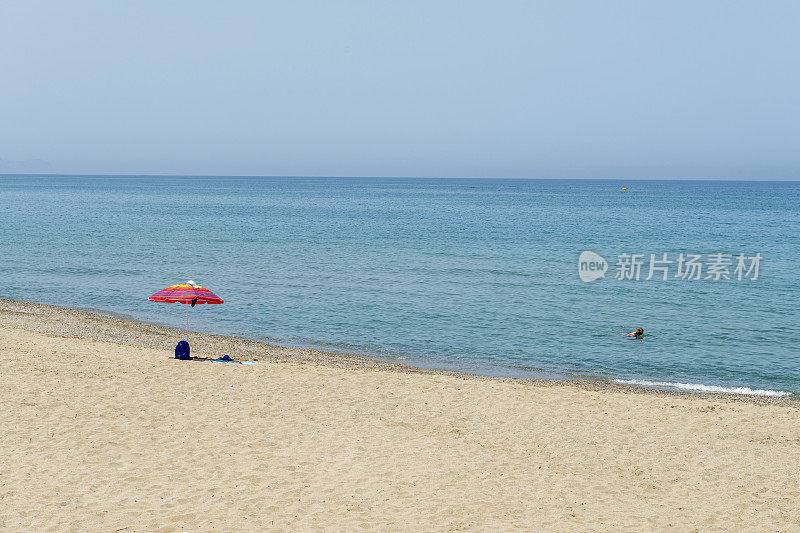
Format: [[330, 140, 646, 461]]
[[186, 303, 189, 343]]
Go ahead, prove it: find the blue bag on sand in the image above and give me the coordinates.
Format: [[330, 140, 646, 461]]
[[211, 355, 238, 363], [175, 340, 191, 360]]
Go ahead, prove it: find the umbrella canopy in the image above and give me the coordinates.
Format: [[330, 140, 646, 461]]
[[149, 281, 224, 305], [149, 280, 223, 343]]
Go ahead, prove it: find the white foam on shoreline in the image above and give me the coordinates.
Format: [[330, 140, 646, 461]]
[[613, 379, 794, 397]]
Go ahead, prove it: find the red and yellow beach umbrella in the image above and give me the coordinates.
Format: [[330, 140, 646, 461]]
[[149, 280, 223, 341]]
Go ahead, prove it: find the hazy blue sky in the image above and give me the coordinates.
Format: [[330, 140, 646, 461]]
[[1, 1, 798, 178]]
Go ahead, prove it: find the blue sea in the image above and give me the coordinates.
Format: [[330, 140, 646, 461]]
[[1, 176, 798, 396]]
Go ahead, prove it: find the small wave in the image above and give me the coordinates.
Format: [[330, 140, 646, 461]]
[[613, 379, 793, 397]]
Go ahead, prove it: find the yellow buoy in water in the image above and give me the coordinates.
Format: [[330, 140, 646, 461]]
[[621, 187, 628, 190]]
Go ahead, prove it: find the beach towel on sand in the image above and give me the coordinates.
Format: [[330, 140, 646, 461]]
[[209, 355, 266, 365], [175, 340, 191, 360], [209, 355, 266, 364]]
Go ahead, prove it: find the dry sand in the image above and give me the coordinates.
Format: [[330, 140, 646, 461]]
[[1, 301, 799, 531]]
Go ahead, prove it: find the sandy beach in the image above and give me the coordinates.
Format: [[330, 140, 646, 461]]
[[1, 300, 798, 531]]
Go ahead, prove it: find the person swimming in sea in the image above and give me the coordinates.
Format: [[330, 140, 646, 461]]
[[625, 327, 644, 338]]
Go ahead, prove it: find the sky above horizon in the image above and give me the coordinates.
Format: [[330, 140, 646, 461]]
[[1, 1, 799, 179]]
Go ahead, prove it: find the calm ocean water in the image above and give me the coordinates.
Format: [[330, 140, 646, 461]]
[[1, 176, 798, 395]]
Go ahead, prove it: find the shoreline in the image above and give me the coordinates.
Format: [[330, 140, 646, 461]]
[[3, 297, 800, 529], [1, 298, 795, 405]]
